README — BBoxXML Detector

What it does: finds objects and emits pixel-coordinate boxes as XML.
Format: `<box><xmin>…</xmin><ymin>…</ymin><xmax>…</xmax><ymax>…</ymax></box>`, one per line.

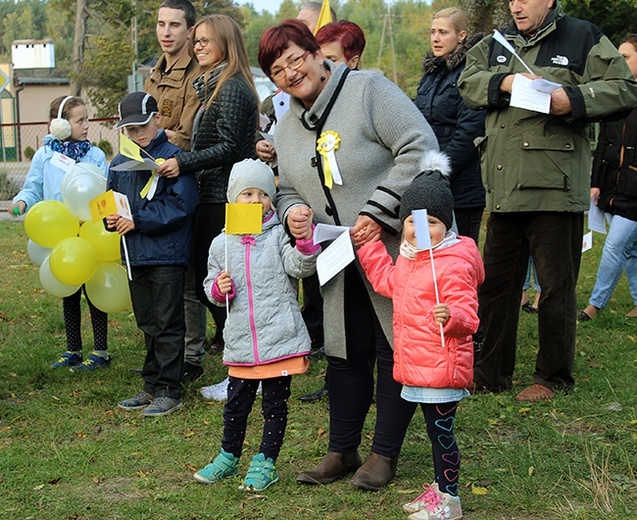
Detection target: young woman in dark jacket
<box><xmin>580</xmin><ymin>35</ymin><xmax>637</xmax><ymax>320</ymax></box>
<box><xmin>414</xmin><ymin>7</ymin><xmax>485</xmax><ymax>243</ymax></box>
<box><xmin>157</xmin><ymin>14</ymin><xmax>259</xmax><ymax>339</ymax></box>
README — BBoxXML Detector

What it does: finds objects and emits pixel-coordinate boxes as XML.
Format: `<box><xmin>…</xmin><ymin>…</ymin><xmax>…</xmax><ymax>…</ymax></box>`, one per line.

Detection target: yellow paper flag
<box><xmin>120</xmin><ymin>133</ymin><xmax>143</xmax><ymax>162</ymax></box>
<box><xmin>225</xmin><ymin>203</ymin><xmax>263</xmax><ymax>235</ymax></box>
<box><xmin>89</xmin><ymin>190</ymin><xmax>118</xmax><ymax>223</ymax></box>
<box><xmin>314</xmin><ymin>0</ymin><xmax>333</xmax><ymax>35</ymax></box>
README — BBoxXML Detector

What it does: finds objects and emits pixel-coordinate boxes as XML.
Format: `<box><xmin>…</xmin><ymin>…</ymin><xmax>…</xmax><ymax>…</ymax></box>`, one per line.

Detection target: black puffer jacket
<box><xmin>176</xmin><ymin>73</ymin><xmax>258</xmax><ymax>204</ymax></box>
<box><xmin>415</xmin><ymin>35</ymin><xmax>485</xmax><ymax>209</ymax></box>
<box><xmin>592</xmin><ymin>108</ymin><xmax>637</xmax><ymax>221</ymax></box>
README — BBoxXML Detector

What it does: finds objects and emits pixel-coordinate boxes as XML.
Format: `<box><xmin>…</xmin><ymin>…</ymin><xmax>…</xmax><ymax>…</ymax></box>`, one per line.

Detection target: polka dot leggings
<box><xmin>62</xmin><ymin>287</ymin><xmax>108</xmax><ymax>352</ymax></box>
<box><xmin>222</xmin><ymin>375</ymin><xmax>291</xmax><ymax>461</ymax></box>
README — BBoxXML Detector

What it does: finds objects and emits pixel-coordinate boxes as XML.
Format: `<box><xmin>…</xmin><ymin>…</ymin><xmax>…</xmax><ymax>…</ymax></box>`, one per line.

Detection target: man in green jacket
<box><xmin>458</xmin><ymin>0</ymin><xmax>637</xmax><ymax>402</ymax></box>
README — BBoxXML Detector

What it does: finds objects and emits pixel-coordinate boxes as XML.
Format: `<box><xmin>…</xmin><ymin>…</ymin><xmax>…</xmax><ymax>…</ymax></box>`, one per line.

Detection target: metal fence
<box><xmin>0</xmin><ymin>117</ymin><xmax>119</xmax><ymax>163</ymax></box>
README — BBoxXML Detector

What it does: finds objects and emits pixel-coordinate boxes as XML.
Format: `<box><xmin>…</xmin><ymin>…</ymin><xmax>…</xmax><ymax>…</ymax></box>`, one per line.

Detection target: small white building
<box><xmin>11</xmin><ymin>39</ymin><xmax>55</xmax><ymax>70</ymax></box>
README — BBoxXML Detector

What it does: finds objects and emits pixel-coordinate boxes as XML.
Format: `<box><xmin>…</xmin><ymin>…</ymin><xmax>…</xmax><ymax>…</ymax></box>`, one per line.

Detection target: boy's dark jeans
<box><xmin>130</xmin><ymin>265</ymin><xmax>186</xmax><ymax>399</ymax></box>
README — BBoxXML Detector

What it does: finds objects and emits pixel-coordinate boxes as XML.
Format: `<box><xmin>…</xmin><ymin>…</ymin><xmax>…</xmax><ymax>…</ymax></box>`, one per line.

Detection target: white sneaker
<box><xmin>199</xmin><ymin>377</ymin><xmax>262</xmax><ymax>401</ymax></box>
<box><xmin>403</xmin><ymin>482</ymin><xmax>441</xmax><ymax>513</ymax></box>
<box><xmin>407</xmin><ymin>485</ymin><xmax>462</xmax><ymax>520</ymax></box>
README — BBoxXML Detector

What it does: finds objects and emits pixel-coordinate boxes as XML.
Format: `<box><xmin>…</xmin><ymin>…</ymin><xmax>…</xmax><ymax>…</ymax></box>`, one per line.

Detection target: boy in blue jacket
<box><xmin>106</xmin><ymin>92</ymin><xmax>199</xmax><ymax>416</ymax></box>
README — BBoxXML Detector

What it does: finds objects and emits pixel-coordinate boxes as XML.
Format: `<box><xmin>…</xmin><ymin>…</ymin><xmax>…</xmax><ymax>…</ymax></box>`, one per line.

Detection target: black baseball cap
<box><xmin>116</xmin><ymin>92</ymin><xmax>159</xmax><ymax>129</ymax></box>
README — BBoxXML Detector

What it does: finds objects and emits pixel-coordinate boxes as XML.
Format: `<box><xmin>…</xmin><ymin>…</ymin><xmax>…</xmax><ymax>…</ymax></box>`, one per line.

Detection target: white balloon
<box><xmin>62</xmin><ymin>163</ymin><xmax>107</xmax><ymax>221</ymax></box>
<box><xmin>27</xmin><ymin>239</ymin><xmax>51</xmax><ymax>266</ymax></box>
<box><xmin>39</xmin><ymin>256</ymin><xmax>81</xmax><ymax>298</ymax></box>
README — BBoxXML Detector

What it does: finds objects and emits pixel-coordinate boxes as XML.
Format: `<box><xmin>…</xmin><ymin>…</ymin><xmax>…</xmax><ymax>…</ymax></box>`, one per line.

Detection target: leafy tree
<box><xmin>562</xmin><ymin>0</ymin><xmax>637</xmax><ymax>45</ymax></box>
<box><xmin>76</xmin><ymin>34</ymin><xmax>135</xmax><ymax>118</ymax></box>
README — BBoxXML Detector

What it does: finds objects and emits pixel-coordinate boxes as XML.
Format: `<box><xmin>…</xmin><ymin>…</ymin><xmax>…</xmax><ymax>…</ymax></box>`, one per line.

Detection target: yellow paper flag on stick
<box><xmin>225</xmin><ymin>204</ymin><xmax>263</xmax><ymax>235</ymax></box>
<box><xmin>314</xmin><ymin>0</ymin><xmax>333</xmax><ymax>35</ymax></box>
<box><xmin>120</xmin><ymin>133</ymin><xmax>143</xmax><ymax>162</ymax></box>
<box><xmin>89</xmin><ymin>190</ymin><xmax>118</xmax><ymax>223</ymax></box>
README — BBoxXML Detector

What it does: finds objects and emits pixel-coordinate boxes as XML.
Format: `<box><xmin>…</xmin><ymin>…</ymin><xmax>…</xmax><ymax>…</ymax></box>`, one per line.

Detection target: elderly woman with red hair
<box><xmin>258</xmin><ymin>20</ymin><xmax>439</xmax><ymax>491</ymax></box>
<box><xmin>315</xmin><ymin>20</ymin><xmax>365</xmax><ymax>70</ymax></box>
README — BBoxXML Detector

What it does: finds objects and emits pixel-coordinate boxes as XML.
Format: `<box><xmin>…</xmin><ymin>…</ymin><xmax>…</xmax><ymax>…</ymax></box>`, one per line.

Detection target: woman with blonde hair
<box><xmin>157</xmin><ymin>14</ymin><xmax>259</xmax><ymax>346</ymax></box>
<box><xmin>415</xmin><ymin>7</ymin><xmax>485</xmax><ymax>244</ymax></box>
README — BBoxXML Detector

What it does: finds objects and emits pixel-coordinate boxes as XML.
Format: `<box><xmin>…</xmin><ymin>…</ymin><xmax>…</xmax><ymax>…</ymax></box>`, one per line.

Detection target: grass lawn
<box><xmin>0</xmin><ymin>218</ymin><xmax>636</xmax><ymax>519</ymax></box>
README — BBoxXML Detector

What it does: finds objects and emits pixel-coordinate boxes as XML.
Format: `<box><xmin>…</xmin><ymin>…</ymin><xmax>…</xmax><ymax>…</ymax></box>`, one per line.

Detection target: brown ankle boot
<box><xmin>351</xmin><ymin>452</ymin><xmax>398</xmax><ymax>491</ymax></box>
<box><xmin>297</xmin><ymin>450</ymin><xmax>362</xmax><ymax>485</ymax></box>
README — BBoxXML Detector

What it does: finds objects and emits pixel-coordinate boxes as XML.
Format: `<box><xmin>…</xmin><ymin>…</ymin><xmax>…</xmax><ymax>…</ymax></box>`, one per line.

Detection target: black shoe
<box><xmin>521</xmin><ymin>302</ymin><xmax>538</xmax><ymax>314</ymax></box>
<box><xmin>182</xmin><ymin>362</ymin><xmax>204</xmax><ymax>383</ymax></box>
<box><xmin>299</xmin><ymin>385</ymin><xmax>328</xmax><ymax>402</ymax></box>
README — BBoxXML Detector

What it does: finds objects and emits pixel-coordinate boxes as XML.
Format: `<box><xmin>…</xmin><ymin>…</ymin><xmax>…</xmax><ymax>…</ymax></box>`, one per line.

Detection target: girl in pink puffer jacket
<box><xmin>357</xmin><ymin>164</ymin><xmax>484</xmax><ymax>520</ymax></box>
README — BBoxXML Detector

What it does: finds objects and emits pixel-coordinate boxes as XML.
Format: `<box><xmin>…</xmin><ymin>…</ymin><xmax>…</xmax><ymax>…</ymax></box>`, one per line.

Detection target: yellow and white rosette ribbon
<box><xmin>317</xmin><ymin>131</ymin><xmax>342</xmax><ymax>189</ymax></box>
<box><xmin>140</xmin><ymin>158</ymin><xmax>165</xmax><ymax>200</ymax></box>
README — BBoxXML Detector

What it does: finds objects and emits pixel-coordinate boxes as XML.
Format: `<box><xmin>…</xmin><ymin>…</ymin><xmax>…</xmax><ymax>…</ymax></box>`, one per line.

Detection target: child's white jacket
<box><xmin>204</xmin><ymin>212</ymin><xmax>319</xmax><ymax>366</ymax></box>
<box><xmin>357</xmin><ymin>237</ymin><xmax>484</xmax><ymax>389</ymax></box>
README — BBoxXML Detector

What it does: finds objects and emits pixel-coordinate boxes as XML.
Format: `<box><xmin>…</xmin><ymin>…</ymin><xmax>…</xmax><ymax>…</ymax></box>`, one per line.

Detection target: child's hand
<box><xmin>433</xmin><ymin>303</ymin><xmax>450</xmax><ymax>325</ymax></box>
<box><xmin>216</xmin><ymin>270</ymin><xmax>233</xmax><ymax>295</ymax></box>
<box><xmin>9</xmin><ymin>200</ymin><xmax>25</xmax><ymax>216</ymax></box>
<box><xmin>106</xmin><ymin>214</ymin><xmax>135</xmax><ymax>235</ymax></box>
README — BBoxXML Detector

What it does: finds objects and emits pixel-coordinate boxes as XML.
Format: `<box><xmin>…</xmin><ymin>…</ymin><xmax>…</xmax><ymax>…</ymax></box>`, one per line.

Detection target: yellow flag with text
<box><xmin>225</xmin><ymin>204</ymin><xmax>263</xmax><ymax>235</ymax></box>
<box><xmin>314</xmin><ymin>0</ymin><xmax>333</xmax><ymax>35</ymax></box>
<box><xmin>120</xmin><ymin>133</ymin><xmax>143</xmax><ymax>162</ymax></box>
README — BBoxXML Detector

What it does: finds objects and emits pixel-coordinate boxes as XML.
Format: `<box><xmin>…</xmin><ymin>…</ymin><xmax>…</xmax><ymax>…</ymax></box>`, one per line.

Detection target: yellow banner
<box><xmin>314</xmin><ymin>0</ymin><xmax>333</xmax><ymax>34</ymax></box>
<box><xmin>89</xmin><ymin>190</ymin><xmax>118</xmax><ymax>223</ymax></box>
<box><xmin>120</xmin><ymin>133</ymin><xmax>143</xmax><ymax>162</ymax></box>
<box><xmin>225</xmin><ymin>203</ymin><xmax>263</xmax><ymax>235</ymax></box>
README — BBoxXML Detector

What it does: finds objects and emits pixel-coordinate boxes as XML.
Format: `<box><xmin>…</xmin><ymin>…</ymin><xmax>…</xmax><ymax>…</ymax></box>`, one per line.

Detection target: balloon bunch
<box><xmin>23</xmin><ymin>163</ymin><xmax>131</xmax><ymax>313</ymax></box>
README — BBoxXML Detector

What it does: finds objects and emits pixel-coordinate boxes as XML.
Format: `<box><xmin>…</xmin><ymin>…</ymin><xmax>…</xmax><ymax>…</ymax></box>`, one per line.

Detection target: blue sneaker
<box><xmin>70</xmin><ymin>352</ymin><xmax>111</xmax><ymax>372</ymax></box>
<box><xmin>51</xmin><ymin>351</ymin><xmax>83</xmax><ymax>368</ymax></box>
<box><xmin>241</xmin><ymin>453</ymin><xmax>279</xmax><ymax>492</ymax></box>
<box><xmin>194</xmin><ymin>449</ymin><xmax>240</xmax><ymax>484</ymax></box>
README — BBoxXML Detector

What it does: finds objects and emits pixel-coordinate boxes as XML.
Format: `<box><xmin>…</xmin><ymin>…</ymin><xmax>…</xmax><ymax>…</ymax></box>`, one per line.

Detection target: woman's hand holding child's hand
<box><xmin>106</xmin><ymin>214</ymin><xmax>135</xmax><ymax>235</ymax></box>
<box><xmin>216</xmin><ymin>270</ymin><xmax>233</xmax><ymax>295</ymax></box>
<box><xmin>287</xmin><ymin>205</ymin><xmax>314</xmax><ymax>240</ymax></box>
<box><xmin>351</xmin><ymin>215</ymin><xmax>382</xmax><ymax>247</ymax></box>
<box><xmin>433</xmin><ymin>303</ymin><xmax>450</xmax><ymax>325</ymax></box>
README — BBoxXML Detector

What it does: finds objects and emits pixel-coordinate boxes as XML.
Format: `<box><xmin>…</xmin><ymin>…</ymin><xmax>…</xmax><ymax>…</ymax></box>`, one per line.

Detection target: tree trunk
<box><xmin>460</xmin><ymin>0</ymin><xmax>511</xmax><ymax>35</ymax></box>
<box><xmin>70</xmin><ymin>0</ymin><xmax>88</xmax><ymax>96</ymax></box>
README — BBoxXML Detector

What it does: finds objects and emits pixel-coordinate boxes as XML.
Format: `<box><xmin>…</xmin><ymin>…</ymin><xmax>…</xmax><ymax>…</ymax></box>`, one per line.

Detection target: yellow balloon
<box><xmin>79</xmin><ymin>220</ymin><xmax>121</xmax><ymax>263</ymax></box>
<box><xmin>50</xmin><ymin>237</ymin><xmax>98</xmax><ymax>286</ymax></box>
<box><xmin>24</xmin><ymin>200</ymin><xmax>80</xmax><ymax>248</ymax></box>
<box><xmin>85</xmin><ymin>262</ymin><xmax>131</xmax><ymax>313</ymax></box>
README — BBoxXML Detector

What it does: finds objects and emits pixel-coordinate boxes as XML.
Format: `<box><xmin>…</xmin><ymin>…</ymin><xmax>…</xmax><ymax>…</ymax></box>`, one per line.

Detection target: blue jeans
<box><xmin>589</xmin><ymin>214</ymin><xmax>637</xmax><ymax>308</ymax></box>
<box><xmin>523</xmin><ymin>258</ymin><xmax>541</xmax><ymax>292</ymax></box>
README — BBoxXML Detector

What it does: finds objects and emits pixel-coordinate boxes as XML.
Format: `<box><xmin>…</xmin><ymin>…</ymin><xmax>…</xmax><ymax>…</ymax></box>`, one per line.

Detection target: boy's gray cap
<box><xmin>227</xmin><ymin>159</ymin><xmax>277</xmax><ymax>204</ymax></box>
<box><xmin>116</xmin><ymin>92</ymin><xmax>158</xmax><ymax>129</ymax></box>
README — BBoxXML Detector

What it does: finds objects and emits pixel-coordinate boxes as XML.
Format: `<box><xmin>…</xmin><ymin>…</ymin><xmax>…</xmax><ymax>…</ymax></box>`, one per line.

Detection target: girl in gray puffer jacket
<box><xmin>194</xmin><ymin>159</ymin><xmax>319</xmax><ymax>492</ymax></box>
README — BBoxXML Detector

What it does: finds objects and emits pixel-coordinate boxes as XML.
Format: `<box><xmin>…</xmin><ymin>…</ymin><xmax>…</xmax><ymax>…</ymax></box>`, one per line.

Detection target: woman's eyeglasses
<box><xmin>270</xmin><ymin>51</ymin><xmax>311</xmax><ymax>81</ymax></box>
<box><xmin>193</xmin><ymin>37</ymin><xmax>211</xmax><ymax>48</ymax></box>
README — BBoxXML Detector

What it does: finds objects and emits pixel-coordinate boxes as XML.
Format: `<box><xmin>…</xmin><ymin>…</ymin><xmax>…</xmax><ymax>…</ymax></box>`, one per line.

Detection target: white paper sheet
<box><xmin>582</xmin><ymin>231</ymin><xmax>593</xmax><ymax>253</ymax></box>
<box><xmin>587</xmin><ymin>198</ymin><xmax>607</xmax><ymax>234</ymax></box>
<box><xmin>110</xmin><ymin>158</ymin><xmax>159</xmax><ymax>171</ymax></box>
<box><xmin>510</xmin><ymin>74</ymin><xmax>551</xmax><ymax>114</ymax></box>
<box><xmin>313</xmin><ymin>223</ymin><xmax>350</xmax><ymax>245</ymax></box>
<box><xmin>316</xmin><ymin>227</ymin><xmax>355</xmax><ymax>286</ymax></box>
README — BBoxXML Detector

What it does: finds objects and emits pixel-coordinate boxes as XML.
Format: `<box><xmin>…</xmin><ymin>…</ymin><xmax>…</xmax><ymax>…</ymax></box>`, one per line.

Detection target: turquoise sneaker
<box><xmin>241</xmin><ymin>453</ymin><xmax>279</xmax><ymax>492</ymax></box>
<box><xmin>51</xmin><ymin>351</ymin><xmax>83</xmax><ymax>368</ymax></box>
<box><xmin>194</xmin><ymin>449</ymin><xmax>240</xmax><ymax>484</ymax></box>
<box><xmin>70</xmin><ymin>352</ymin><xmax>111</xmax><ymax>372</ymax></box>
